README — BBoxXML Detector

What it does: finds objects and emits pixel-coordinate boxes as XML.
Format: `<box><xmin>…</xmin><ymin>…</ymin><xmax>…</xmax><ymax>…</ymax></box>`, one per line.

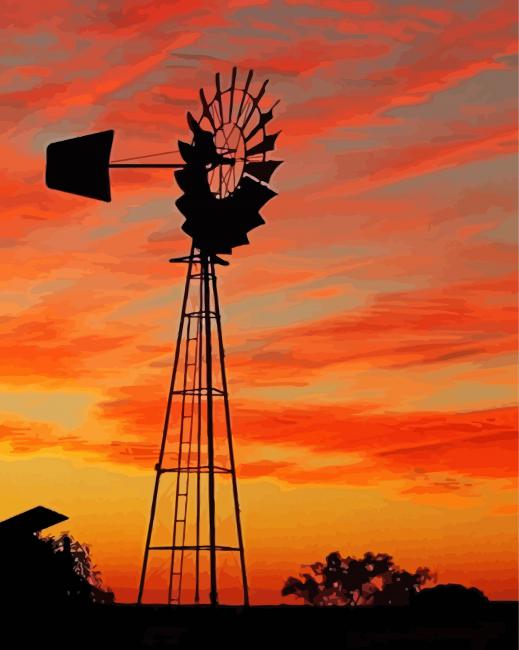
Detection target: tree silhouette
<box><xmin>282</xmin><ymin>551</ymin><xmax>433</xmax><ymax>606</ymax></box>
<box><xmin>0</xmin><ymin>530</ymin><xmax>113</xmax><ymax>608</ymax></box>
<box><xmin>50</xmin><ymin>532</ymin><xmax>114</xmax><ymax>604</ymax></box>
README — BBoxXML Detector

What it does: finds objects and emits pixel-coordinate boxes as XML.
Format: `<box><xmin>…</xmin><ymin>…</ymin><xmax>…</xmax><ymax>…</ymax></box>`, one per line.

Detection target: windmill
<box><xmin>45</xmin><ymin>68</ymin><xmax>282</xmax><ymax>606</ymax></box>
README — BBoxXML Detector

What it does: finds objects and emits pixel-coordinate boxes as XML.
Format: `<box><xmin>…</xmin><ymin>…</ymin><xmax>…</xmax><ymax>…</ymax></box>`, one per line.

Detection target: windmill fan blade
<box><xmin>45</xmin><ymin>130</ymin><xmax>114</xmax><ymax>202</ymax></box>
<box><xmin>199</xmin><ymin>88</ymin><xmax>216</xmax><ymax>131</ymax></box>
<box><xmin>187</xmin><ymin>112</ymin><xmax>200</xmax><ymax>133</ymax></box>
<box><xmin>245</xmin><ymin>107</ymin><xmax>274</xmax><ymax>142</ymax></box>
<box><xmin>174</xmin><ymin>167</ymin><xmax>199</xmax><ymax>193</ymax></box>
<box><xmin>228</xmin><ymin>66</ymin><xmax>237</xmax><ymax>121</ymax></box>
<box><xmin>244</xmin><ymin>160</ymin><xmax>283</xmax><ymax>183</ymax></box>
<box><xmin>239</xmin><ymin>212</ymin><xmax>265</xmax><ymax>230</ymax></box>
<box><xmin>215</xmin><ymin>72</ymin><xmax>224</xmax><ymax>123</ymax></box>
<box><xmin>236</xmin><ymin>69</ymin><xmax>254</xmax><ymax>120</ymax></box>
<box><xmin>246</xmin><ymin>132</ymin><xmax>280</xmax><ymax>157</ymax></box>
<box><xmin>237</xmin><ymin>175</ymin><xmax>277</xmax><ymax>211</ymax></box>
<box><xmin>241</xmin><ymin>79</ymin><xmax>269</xmax><ymax>131</ymax></box>
<box><xmin>178</xmin><ymin>140</ymin><xmax>197</xmax><ymax>164</ymax></box>
<box><xmin>229</xmin><ymin>232</ymin><xmax>250</xmax><ymax>247</ymax></box>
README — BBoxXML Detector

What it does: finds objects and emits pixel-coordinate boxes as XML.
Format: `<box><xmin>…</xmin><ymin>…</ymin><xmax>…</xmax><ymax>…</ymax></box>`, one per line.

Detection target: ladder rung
<box><xmin>171</xmin><ymin>388</ymin><xmax>225</xmax><ymax>396</ymax></box>
<box><xmin>149</xmin><ymin>544</ymin><xmax>240</xmax><ymax>551</ymax></box>
<box><xmin>178</xmin><ymin>492</ymin><xmax>187</xmax><ymax>496</ymax></box>
<box><xmin>159</xmin><ymin>465</ymin><xmax>230</xmax><ymax>474</ymax></box>
<box><xmin>176</xmin><ymin>519</ymin><xmax>186</xmax><ymax>523</ymax></box>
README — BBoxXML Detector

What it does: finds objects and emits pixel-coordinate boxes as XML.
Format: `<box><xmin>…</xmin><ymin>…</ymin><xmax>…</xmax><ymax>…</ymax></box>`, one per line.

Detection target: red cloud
<box><xmin>226</xmin><ymin>273</ymin><xmax>517</xmax><ymax>386</ymax></box>
<box><xmin>92</xmin><ymin>375</ymin><xmax>518</xmax><ymax>484</ymax></box>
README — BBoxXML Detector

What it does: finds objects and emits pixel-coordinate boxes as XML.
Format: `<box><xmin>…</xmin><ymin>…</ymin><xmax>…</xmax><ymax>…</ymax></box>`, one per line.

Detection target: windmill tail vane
<box><xmin>44</xmin><ymin>68</ymin><xmax>282</xmax><ymax>605</ymax></box>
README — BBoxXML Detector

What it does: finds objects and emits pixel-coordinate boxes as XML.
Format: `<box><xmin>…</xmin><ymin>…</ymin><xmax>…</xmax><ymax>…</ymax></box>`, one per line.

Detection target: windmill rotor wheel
<box><xmin>196</xmin><ymin>69</ymin><xmax>277</xmax><ymax>199</ymax></box>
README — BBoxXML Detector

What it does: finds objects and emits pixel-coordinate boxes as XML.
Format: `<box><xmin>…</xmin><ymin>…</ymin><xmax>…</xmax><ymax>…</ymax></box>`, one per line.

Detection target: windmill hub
<box><xmin>212</xmin><ymin>126</ymin><xmax>245</xmax><ymax>196</ymax></box>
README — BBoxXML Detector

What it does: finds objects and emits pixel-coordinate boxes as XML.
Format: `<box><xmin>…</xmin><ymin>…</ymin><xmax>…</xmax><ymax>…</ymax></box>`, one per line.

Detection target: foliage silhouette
<box><xmin>282</xmin><ymin>550</ymin><xmax>433</xmax><ymax>606</ymax></box>
<box><xmin>411</xmin><ymin>583</ymin><xmax>490</xmax><ymax>622</ymax></box>
<box><xmin>0</xmin><ymin>530</ymin><xmax>113</xmax><ymax>609</ymax></box>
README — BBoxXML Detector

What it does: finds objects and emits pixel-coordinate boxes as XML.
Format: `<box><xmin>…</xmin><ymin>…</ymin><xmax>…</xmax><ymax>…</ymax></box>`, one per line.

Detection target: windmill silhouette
<box><xmin>45</xmin><ymin>68</ymin><xmax>282</xmax><ymax>606</ymax></box>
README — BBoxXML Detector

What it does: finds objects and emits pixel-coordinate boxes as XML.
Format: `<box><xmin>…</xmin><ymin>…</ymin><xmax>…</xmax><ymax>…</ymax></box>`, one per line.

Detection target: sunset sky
<box><xmin>1</xmin><ymin>0</ymin><xmax>517</xmax><ymax>603</ymax></box>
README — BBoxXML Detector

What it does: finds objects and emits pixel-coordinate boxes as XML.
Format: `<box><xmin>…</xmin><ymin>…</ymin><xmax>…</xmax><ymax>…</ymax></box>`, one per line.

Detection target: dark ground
<box><xmin>3</xmin><ymin>602</ymin><xmax>517</xmax><ymax>649</ymax></box>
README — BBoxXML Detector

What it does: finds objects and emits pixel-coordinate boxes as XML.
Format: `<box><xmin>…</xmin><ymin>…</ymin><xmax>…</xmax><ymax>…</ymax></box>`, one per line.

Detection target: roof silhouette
<box><xmin>0</xmin><ymin>506</ymin><xmax>68</xmax><ymax>538</ymax></box>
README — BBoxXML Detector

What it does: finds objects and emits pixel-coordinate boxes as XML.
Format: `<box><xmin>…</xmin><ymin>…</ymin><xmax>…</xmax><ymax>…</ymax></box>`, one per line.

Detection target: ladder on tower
<box><xmin>168</xmin><ymin>307</ymin><xmax>202</xmax><ymax>604</ymax></box>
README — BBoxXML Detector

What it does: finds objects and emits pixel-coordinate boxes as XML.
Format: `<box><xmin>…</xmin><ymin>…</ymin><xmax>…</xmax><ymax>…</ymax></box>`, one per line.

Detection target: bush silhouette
<box><xmin>412</xmin><ymin>583</ymin><xmax>489</xmax><ymax>621</ymax></box>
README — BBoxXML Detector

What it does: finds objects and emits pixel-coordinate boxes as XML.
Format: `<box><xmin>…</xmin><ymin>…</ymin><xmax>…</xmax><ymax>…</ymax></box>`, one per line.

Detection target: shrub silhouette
<box><xmin>412</xmin><ymin>583</ymin><xmax>489</xmax><ymax>621</ymax></box>
<box><xmin>282</xmin><ymin>550</ymin><xmax>433</xmax><ymax>606</ymax></box>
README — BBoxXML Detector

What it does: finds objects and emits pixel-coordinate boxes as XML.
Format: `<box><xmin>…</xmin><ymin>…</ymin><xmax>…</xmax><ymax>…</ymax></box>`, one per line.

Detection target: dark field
<box><xmin>6</xmin><ymin>602</ymin><xmax>517</xmax><ymax>649</ymax></box>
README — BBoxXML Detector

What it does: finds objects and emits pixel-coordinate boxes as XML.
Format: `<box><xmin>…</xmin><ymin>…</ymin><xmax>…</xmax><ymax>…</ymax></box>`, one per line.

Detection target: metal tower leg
<box><xmin>210</xmin><ymin>258</ymin><xmax>250</xmax><ymax>606</ymax></box>
<box><xmin>137</xmin><ymin>246</ymin><xmax>195</xmax><ymax>605</ymax></box>
<box><xmin>201</xmin><ymin>253</ymin><xmax>218</xmax><ymax>606</ymax></box>
<box><xmin>194</xmin><ymin>270</ymin><xmax>203</xmax><ymax>604</ymax></box>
